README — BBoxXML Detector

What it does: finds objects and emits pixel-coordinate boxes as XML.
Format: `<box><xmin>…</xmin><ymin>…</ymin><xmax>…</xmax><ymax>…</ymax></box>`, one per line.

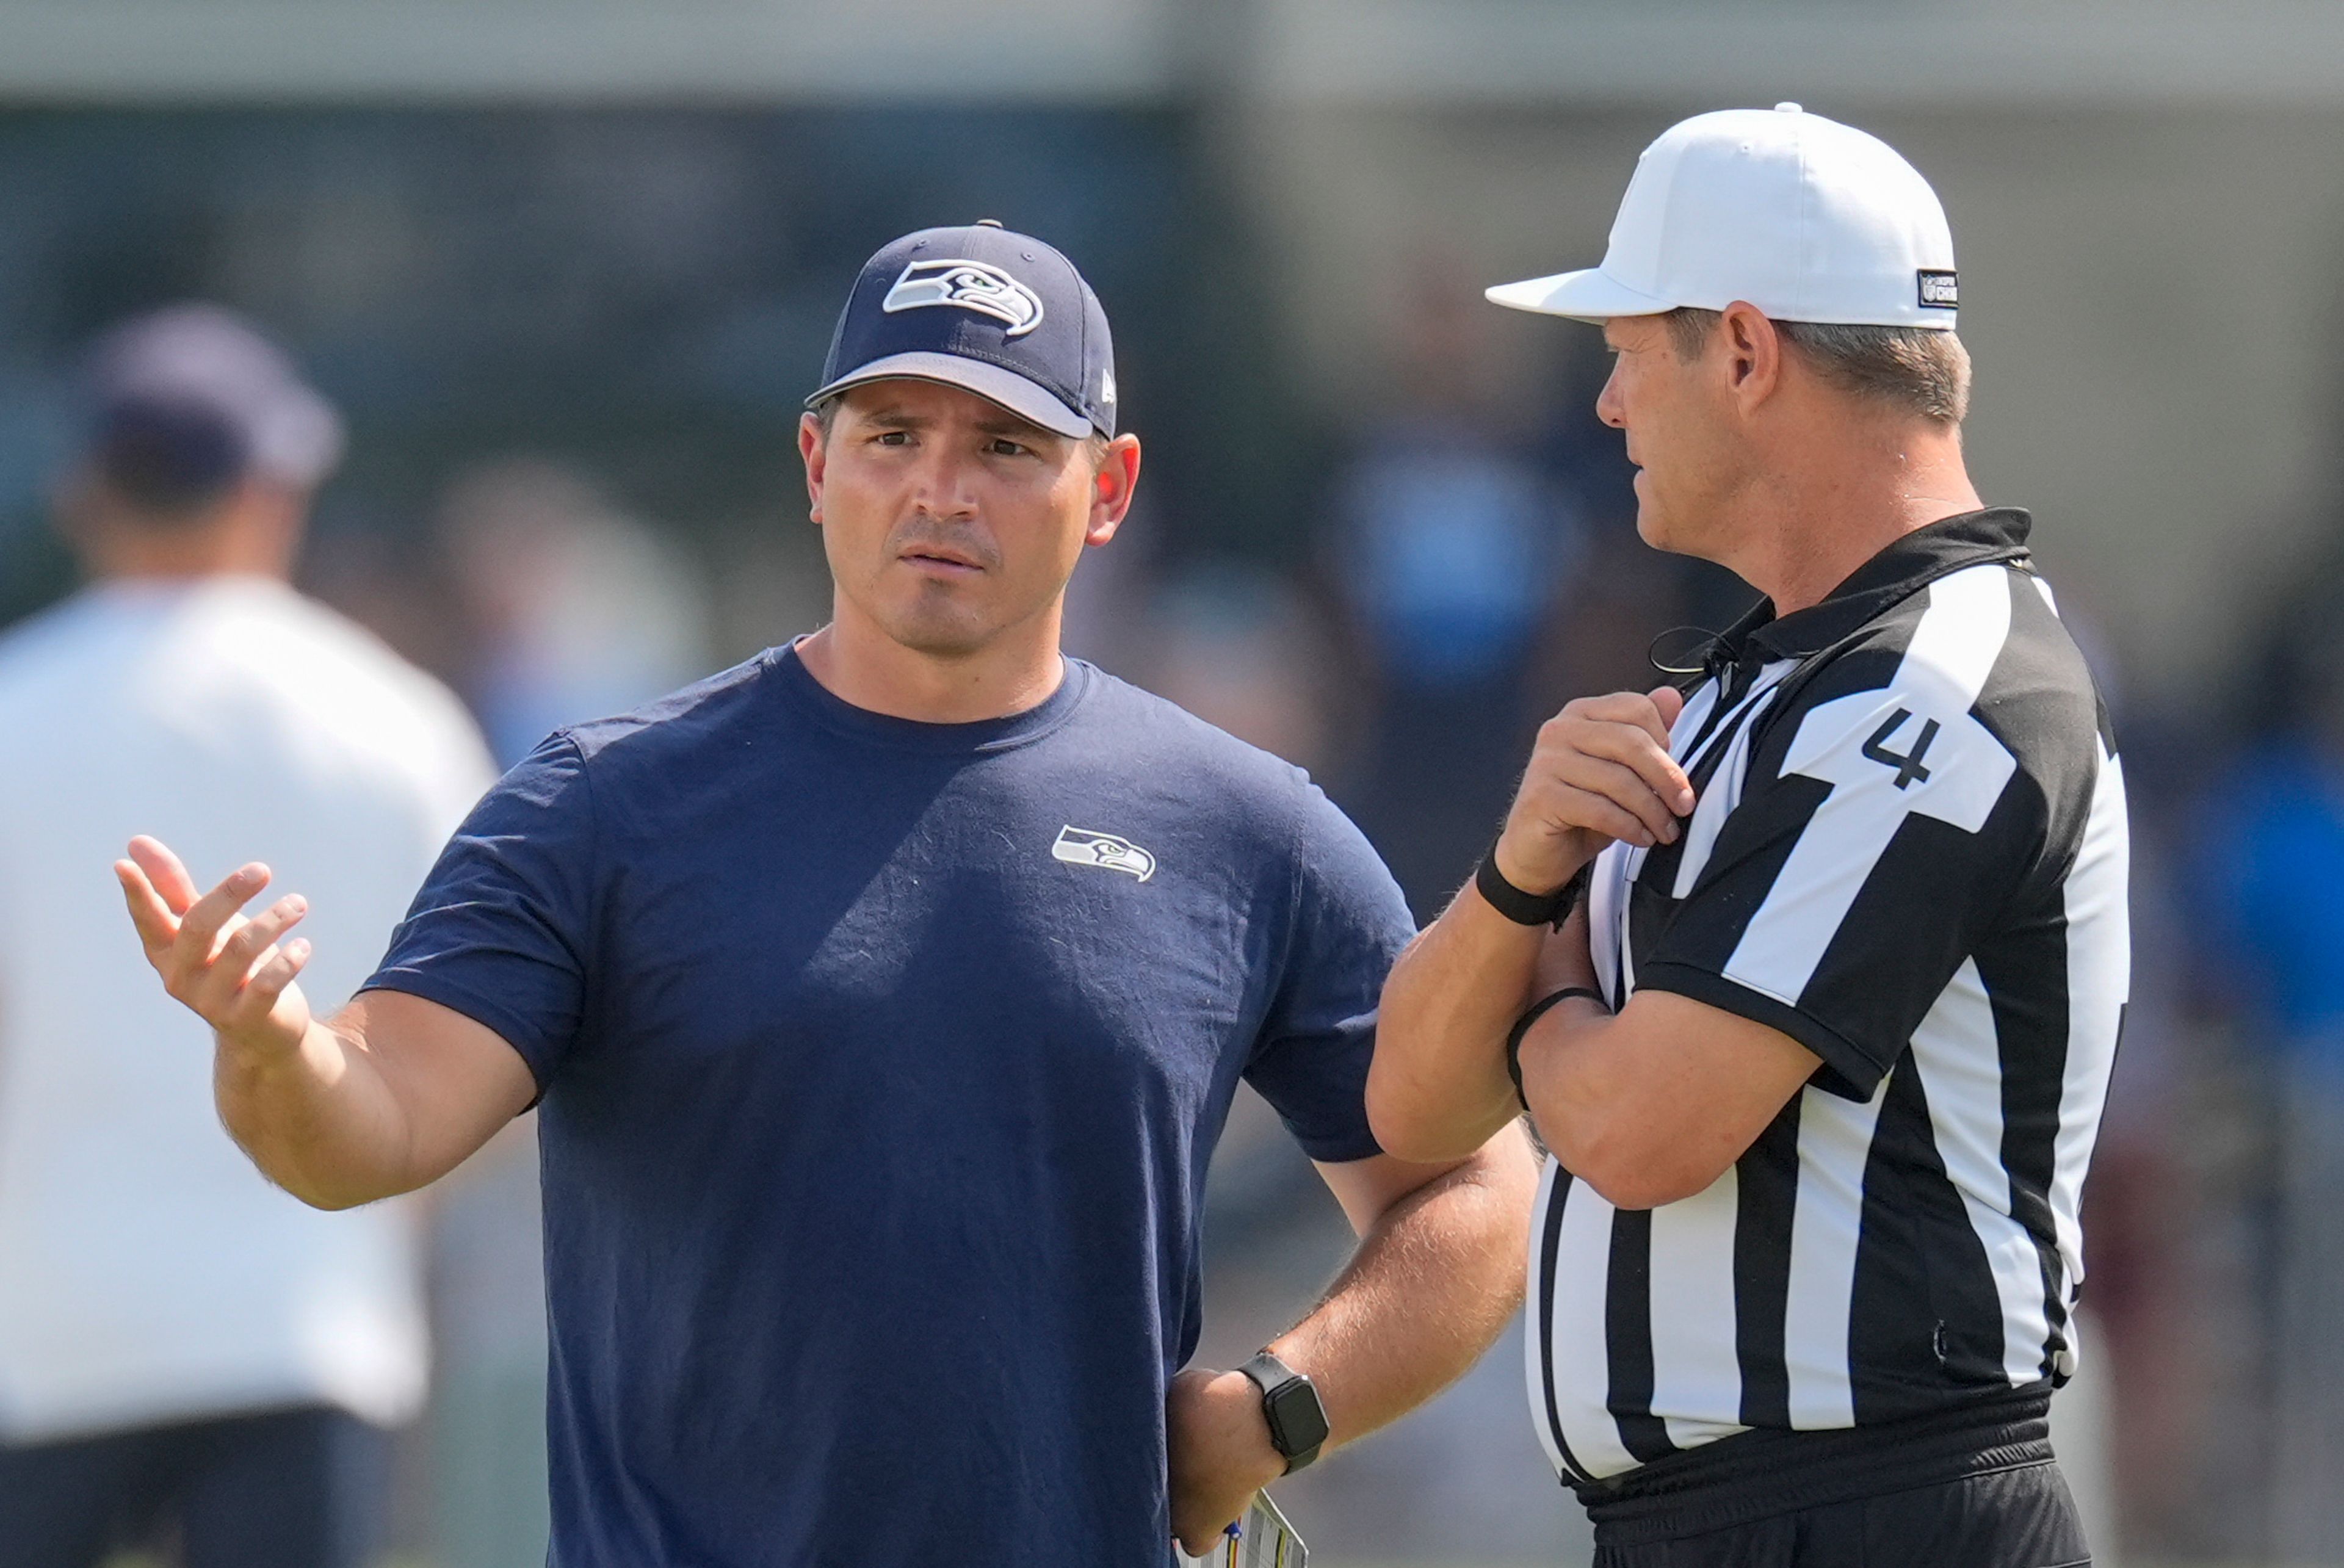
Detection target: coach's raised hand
<box><xmin>113</xmin><ymin>835</ymin><xmax>537</xmax><ymax>1212</ymax></box>
<box><xmin>1493</xmin><ymin>685</ymin><xmax>1694</xmax><ymax>896</ymax></box>
<box><xmin>118</xmin><ymin>837</ymin><xmax>316</xmax><ymax>1058</ymax></box>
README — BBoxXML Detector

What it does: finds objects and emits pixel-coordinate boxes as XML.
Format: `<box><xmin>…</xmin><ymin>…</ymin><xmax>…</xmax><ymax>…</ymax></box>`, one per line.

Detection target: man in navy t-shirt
<box><xmin>117</xmin><ymin>223</ymin><xmax>1538</xmax><ymax>1565</ymax></box>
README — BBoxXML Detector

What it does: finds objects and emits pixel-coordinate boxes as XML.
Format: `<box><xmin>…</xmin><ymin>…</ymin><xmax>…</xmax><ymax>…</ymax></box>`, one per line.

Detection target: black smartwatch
<box><xmin>1238</xmin><ymin>1350</ymin><xmax>1328</xmax><ymax>1474</ymax></box>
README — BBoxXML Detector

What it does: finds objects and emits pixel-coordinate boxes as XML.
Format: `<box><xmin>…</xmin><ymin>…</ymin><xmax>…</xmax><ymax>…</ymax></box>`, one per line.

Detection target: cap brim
<box><xmin>805</xmin><ymin>352</ymin><xmax>1093</xmax><ymax>439</ymax></box>
<box><xmin>1485</xmin><ymin>267</ymin><xmax>1675</xmax><ymax>322</ymax></box>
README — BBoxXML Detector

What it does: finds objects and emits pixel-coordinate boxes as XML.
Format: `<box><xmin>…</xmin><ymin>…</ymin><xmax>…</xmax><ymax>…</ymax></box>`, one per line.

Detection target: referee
<box><xmin>1369</xmin><ymin>107</ymin><xmax>2127</xmax><ymax>1565</ymax></box>
<box><xmin>115</xmin><ymin>223</ymin><xmax>1536</xmax><ymax>1564</ymax></box>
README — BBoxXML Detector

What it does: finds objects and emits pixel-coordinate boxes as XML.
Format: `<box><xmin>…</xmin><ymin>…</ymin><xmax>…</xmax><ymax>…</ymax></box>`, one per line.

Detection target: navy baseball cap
<box><xmin>806</xmin><ymin>222</ymin><xmax>1116</xmax><ymax>440</ymax></box>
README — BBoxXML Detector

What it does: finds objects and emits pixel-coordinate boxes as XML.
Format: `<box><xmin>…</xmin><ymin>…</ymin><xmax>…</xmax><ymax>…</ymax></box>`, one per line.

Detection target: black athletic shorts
<box><xmin>1577</xmin><ymin>1390</ymin><xmax>2090</xmax><ymax>1568</ymax></box>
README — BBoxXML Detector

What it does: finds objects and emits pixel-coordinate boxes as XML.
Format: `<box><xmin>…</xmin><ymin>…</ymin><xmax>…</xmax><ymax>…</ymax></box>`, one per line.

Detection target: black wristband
<box><xmin>1474</xmin><ymin>847</ymin><xmax>1588</xmax><ymax>929</ymax></box>
<box><xmin>1505</xmin><ymin>986</ymin><xmax>1610</xmax><ymax>1112</ymax></box>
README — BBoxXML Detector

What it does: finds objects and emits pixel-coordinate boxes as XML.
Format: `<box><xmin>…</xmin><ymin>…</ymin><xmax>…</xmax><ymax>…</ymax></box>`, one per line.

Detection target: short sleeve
<box><xmin>1244</xmin><ymin>785</ymin><xmax>1418</xmax><ymax>1163</ymax></box>
<box><xmin>1635</xmin><ymin>668</ymin><xmax>2045</xmax><ymax>1100</ymax></box>
<box><xmin>361</xmin><ymin>731</ymin><xmax>599</xmax><ymax>1089</ymax></box>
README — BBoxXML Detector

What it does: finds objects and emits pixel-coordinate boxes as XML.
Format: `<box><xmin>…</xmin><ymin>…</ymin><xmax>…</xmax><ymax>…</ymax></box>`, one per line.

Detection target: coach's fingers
<box><xmin>195</xmin><ymin>895</ymin><xmax>309</xmax><ymax>1010</ymax></box>
<box><xmin>1544</xmin><ymin>754</ymin><xmax>1680</xmax><ymax>843</ymax></box>
<box><xmin>115</xmin><ymin>860</ymin><xmax>181</xmax><ymax>961</ymax></box>
<box><xmin>223</xmin><ymin>938</ymin><xmax>311</xmax><ymax>1035</ymax></box>
<box><xmin>126</xmin><ymin>836</ymin><xmax>201</xmax><ymax>916</ymax></box>
<box><xmin>168</xmin><ymin>863</ymin><xmax>270</xmax><ymax>983</ymax></box>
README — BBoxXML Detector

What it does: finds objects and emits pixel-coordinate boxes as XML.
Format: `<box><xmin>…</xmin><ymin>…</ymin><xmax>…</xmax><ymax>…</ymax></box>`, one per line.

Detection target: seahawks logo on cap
<box><xmin>1051</xmin><ymin>825</ymin><xmax>1156</xmax><ymax>882</ymax></box>
<box><xmin>883</xmin><ymin>259</ymin><xmax>1046</xmax><ymax>338</ymax></box>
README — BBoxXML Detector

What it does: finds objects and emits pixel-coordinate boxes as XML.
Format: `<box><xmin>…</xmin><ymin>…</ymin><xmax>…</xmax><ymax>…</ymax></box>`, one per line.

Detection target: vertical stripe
<box><xmin>1905</xmin><ymin>959</ymin><xmax>2053</xmax><ymax>1386</ymax></box>
<box><xmin>2049</xmin><ymin>749</ymin><xmax>2130</xmax><ymax>1325</ymax></box>
<box><xmin>1850</xmin><ymin>1052</ymin><xmax>2009</xmax><ymax>1422</ymax></box>
<box><xmin>1671</xmin><ymin>671</ymin><xmax>1793</xmax><ymax>898</ymax></box>
<box><xmin>1632</xmin><ymin>661</ymin><xmax>1791</xmax><ymax>923</ymax></box>
<box><xmin>1647</xmin><ymin>1166</ymin><xmax>1749</xmax><ymax>1450</ymax></box>
<box><xmin>1549</xmin><ymin>1180</ymin><xmax>1641</xmax><ymax>1477</ymax></box>
<box><xmin>1782</xmin><ymin>1076</ymin><xmax>1890</xmax><ymax>1428</ymax></box>
<box><xmin>1586</xmin><ymin>839</ymin><xmax>1629</xmax><ymax>1011</ymax></box>
<box><xmin>1604</xmin><ymin>1209</ymin><xmax>1677</xmax><ymax>1463</ymax></box>
<box><xmin>1669</xmin><ymin>676</ymin><xmax>1727</xmax><ymax>765</ymax></box>
<box><xmin>1724</xmin><ymin>566</ymin><xmax>2017</xmax><ymax>1004</ymax></box>
<box><xmin>1526</xmin><ymin>1158</ymin><xmax>1591</xmax><ymax>1483</ymax></box>
<box><xmin>1733</xmin><ymin>1103</ymin><xmax>1800</xmax><ymax>1426</ymax></box>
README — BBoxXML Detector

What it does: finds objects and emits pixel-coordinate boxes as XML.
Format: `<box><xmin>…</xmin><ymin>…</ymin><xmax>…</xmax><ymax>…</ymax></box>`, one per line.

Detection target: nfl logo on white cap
<box><xmin>1488</xmin><ymin>103</ymin><xmax>1959</xmax><ymax>331</ymax></box>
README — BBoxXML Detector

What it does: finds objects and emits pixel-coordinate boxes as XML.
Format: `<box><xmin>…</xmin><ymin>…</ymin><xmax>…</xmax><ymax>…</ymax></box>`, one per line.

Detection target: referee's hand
<box><xmin>115</xmin><ymin>835</ymin><xmax>316</xmax><ymax>1061</ymax></box>
<box><xmin>1495</xmin><ymin>686</ymin><xmax>1693</xmax><ymax>895</ymax></box>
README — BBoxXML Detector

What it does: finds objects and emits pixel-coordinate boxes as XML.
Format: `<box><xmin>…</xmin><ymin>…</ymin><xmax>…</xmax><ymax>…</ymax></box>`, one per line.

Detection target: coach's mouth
<box><xmin>891</xmin><ymin>551</ymin><xmax>975</xmax><ymax>574</ymax></box>
<box><xmin>898</xmin><ymin>543</ymin><xmax>988</xmax><ymax>575</ymax></box>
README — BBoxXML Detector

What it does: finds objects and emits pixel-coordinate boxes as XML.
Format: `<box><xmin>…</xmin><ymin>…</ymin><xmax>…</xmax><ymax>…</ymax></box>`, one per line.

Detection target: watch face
<box><xmin>1267</xmin><ymin>1378</ymin><xmax>1329</xmax><ymax>1455</ymax></box>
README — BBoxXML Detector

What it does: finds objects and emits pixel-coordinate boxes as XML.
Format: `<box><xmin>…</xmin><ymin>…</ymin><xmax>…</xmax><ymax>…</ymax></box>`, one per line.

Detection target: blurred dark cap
<box><xmin>81</xmin><ymin>304</ymin><xmax>344</xmax><ymax>515</ymax></box>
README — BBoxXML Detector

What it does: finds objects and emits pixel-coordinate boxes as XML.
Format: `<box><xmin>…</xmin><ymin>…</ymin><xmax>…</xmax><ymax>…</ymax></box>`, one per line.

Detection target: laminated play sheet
<box><xmin>1177</xmin><ymin>1491</ymin><xmax>1306</xmax><ymax>1568</ymax></box>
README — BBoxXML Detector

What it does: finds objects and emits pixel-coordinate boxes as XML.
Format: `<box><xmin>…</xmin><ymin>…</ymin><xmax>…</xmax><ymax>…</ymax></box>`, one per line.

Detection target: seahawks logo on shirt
<box><xmin>882</xmin><ymin>259</ymin><xmax>1046</xmax><ymax>338</ymax></box>
<box><xmin>1051</xmin><ymin>825</ymin><xmax>1156</xmax><ymax>882</ymax></box>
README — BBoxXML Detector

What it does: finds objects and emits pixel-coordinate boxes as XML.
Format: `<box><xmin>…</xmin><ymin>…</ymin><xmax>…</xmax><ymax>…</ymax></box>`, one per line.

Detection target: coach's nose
<box><xmin>905</xmin><ymin>441</ymin><xmax>982</xmax><ymax>521</ymax></box>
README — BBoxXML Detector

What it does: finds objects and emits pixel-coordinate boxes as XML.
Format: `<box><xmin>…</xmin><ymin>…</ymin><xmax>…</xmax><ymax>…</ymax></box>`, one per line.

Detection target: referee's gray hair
<box><xmin>1662</xmin><ymin>308</ymin><xmax>1972</xmax><ymax>427</ymax></box>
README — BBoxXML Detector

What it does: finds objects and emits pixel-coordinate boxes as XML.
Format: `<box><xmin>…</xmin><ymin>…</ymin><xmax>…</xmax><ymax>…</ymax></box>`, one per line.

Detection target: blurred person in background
<box><xmin>1329</xmin><ymin>258</ymin><xmax>1590</xmax><ymax>918</ymax></box>
<box><xmin>0</xmin><ymin>305</ymin><xmax>495</xmax><ymax>1568</ymax></box>
<box><xmin>114</xmin><ymin>225</ymin><xmax>1538</xmax><ymax>1566</ymax></box>
<box><xmin>1140</xmin><ymin>560</ymin><xmax>1344</xmax><ymax>778</ymax></box>
<box><xmin>2207</xmin><ymin>588</ymin><xmax>2344</xmax><ymax>1561</ymax></box>
<box><xmin>438</xmin><ymin>457</ymin><xmax>712</xmax><ymax>767</ymax></box>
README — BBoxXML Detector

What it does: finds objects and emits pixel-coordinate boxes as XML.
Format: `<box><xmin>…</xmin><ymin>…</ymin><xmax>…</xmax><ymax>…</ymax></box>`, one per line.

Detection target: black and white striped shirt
<box><xmin>1527</xmin><ymin>508</ymin><xmax>2129</xmax><ymax>1484</ymax></box>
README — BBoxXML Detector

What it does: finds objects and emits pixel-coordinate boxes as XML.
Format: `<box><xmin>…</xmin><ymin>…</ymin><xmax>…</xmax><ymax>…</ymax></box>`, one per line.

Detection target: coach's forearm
<box><xmin>1366</xmin><ymin>891</ymin><xmax>1549</xmax><ymax>1163</ymax></box>
<box><xmin>214</xmin><ymin>1012</ymin><xmax>419</xmax><ymax>1210</ymax></box>
<box><xmin>1276</xmin><ymin>1131</ymin><xmax>1538</xmax><ymax>1448</ymax></box>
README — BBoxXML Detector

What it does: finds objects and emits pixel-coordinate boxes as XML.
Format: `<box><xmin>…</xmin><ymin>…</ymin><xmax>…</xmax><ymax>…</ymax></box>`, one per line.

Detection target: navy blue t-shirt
<box><xmin>364</xmin><ymin>646</ymin><xmax>1414</xmax><ymax>1567</ymax></box>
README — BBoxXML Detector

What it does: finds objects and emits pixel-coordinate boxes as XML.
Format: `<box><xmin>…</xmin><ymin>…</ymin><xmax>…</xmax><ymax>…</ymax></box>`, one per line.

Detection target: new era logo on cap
<box><xmin>808</xmin><ymin>222</ymin><xmax>1116</xmax><ymax>439</ymax></box>
<box><xmin>1918</xmin><ymin>269</ymin><xmax>1959</xmax><ymax>309</ymax></box>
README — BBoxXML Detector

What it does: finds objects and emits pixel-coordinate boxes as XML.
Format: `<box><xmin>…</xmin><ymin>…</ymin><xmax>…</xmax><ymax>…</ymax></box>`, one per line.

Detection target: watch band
<box><xmin>1474</xmin><ymin>847</ymin><xmax>1588</xmax><ymax>930</ymax></box>
<box><xmin>1505</xmin><ymin>987</ymin><xmax>1610</xmax><ymax>1111</ymax></box>
<box><xmin>1237</xmin><ymin>1350</ymin><xmax>1328</xmax><ymax>1474</ymax></box>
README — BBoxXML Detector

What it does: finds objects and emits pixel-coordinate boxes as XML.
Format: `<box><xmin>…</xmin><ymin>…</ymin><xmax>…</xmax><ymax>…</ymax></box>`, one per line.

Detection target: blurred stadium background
<box><xmin>7</xmin><ymin>1</ymin><xmax>2344</xmax><ymax>1563</ymax></box>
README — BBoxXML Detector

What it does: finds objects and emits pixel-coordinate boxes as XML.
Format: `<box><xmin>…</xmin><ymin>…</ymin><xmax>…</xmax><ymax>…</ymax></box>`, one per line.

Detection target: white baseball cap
<box><xmin>1488</xmin><ymin>104</ymin><xmax>1959</xmax><ymax>331</ymax></box>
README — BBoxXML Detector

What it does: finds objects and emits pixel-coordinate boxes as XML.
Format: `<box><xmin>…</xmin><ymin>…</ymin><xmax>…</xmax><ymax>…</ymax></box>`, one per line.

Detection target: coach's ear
<box><xmin>1084</xmin><ymin>433</ymin><xmax>1141</xmax><ymax>547</ymax></box>
<box><xmin>798</xmin><ymin>411</ymin><xmax>828</xmax><ymax>526</ymax></box>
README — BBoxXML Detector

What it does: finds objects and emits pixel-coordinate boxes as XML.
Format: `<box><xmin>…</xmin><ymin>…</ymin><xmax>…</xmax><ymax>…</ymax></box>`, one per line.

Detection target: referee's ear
<box><xmin>1716</xmin><ymin>300</ymin><xmax>1785</xmax><ymax>411</ymax></box>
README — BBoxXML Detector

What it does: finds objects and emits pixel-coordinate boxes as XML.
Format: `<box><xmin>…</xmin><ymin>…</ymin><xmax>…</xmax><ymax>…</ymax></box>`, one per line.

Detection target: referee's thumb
<box><xmin>1647</xmin><ymin>684</ymin><xmax>1686</xmax><ymax>728</ymax></box>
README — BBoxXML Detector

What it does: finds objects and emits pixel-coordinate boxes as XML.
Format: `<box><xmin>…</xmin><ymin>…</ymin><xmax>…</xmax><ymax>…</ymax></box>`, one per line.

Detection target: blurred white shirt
<box><xmin>0</xmin><ymin>576</ymin><xmax>495</xmax><ymax>1443</ymax></box>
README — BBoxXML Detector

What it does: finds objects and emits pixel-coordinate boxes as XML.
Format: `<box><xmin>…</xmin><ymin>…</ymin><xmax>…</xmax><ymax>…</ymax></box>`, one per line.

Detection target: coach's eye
<box><xmin>874</xmin><ymin>430</ymin><xmax>912</xmax><ymax>447</ymax></box>
<box><xmin>986</xmin><ymin>438</ymin><xmax>1028</xmax><ymax>458</ymax></box>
